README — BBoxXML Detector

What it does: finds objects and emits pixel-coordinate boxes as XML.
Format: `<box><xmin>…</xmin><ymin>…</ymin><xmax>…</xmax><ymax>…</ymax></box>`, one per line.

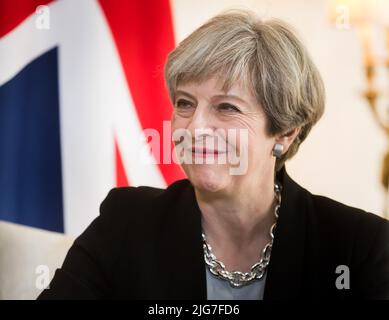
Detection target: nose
<box><xmin>186</xmin><ymin>104</ymin><xmax>215</xmax><ymax>140</ymax></box>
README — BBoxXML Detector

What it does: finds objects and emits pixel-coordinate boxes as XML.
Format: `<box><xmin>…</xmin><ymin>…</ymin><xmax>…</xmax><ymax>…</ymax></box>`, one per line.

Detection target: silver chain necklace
<box><xmin>202</xmin><ymin>180</ymin><xmax>282</xmax><ymax>288</ymax></box>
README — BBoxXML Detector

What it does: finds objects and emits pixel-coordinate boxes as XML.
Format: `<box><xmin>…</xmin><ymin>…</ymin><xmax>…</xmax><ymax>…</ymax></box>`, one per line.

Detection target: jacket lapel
<box><xmin>263</xmin><ymin>165</ymin><xmax>308</xmax><ymax>299</ymax></box>
<box><xmin>155</xmin><ymin>180</ymin><xmax>207</xmax><ymax>299</ymax></box>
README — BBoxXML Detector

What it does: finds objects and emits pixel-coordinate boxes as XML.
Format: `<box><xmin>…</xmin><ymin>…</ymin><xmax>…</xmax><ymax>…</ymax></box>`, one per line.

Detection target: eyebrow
<box><xmin>175</xmin><ymin>90</ymin><xmax>248</xmax><ymax>105</ymax></box>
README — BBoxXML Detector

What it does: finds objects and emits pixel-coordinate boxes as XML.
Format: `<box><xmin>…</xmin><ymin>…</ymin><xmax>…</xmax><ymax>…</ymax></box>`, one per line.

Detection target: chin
<box><xmin>185</xmin><ymin>164</ymin><xmax>230</xmax><ymax>193</ymax></box>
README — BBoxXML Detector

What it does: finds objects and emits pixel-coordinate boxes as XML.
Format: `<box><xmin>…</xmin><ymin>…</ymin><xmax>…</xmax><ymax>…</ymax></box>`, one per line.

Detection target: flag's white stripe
<box><xmin>0</xmin><ymin>0</ymin><xmax>166</xmax><ymax>236</ymax></box>
<box><xmin>94</xmin><ymin>4</ymin><xmax>167</xmax><ymax>190</ymax></box>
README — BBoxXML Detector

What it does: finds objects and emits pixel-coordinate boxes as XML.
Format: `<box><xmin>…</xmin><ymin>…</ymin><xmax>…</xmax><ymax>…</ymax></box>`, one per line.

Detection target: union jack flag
<box><xmin>0</xmin><ymin>0</ymin><xmax>184</xmax><ymax>235</ymax></box>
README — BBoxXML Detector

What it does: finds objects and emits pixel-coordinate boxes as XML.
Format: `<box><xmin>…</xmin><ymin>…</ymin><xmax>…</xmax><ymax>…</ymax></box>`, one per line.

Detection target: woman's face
<box><xmin>171</xmin><ymin>75</ymin><xmax>278</xmax><ymax>194</ymax></box>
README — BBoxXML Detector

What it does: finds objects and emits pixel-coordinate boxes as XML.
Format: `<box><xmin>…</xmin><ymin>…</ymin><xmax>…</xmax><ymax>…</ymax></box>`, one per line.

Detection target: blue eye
<box><xmin>218</xmin><ymin>103</ymin><xmax>240</xmax><ymax>112</ymax></box>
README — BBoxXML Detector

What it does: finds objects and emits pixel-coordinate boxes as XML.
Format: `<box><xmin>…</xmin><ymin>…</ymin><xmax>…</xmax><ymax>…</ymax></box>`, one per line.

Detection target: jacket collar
<box><xmin>263</xmin><ymin>165</ymin><xmax>308</xmax><ymax>299</ymax></box>
<box><xmin>156</xmin><ymin>164</ymin><xmax>309</xmax><ymax>299</ymax></box>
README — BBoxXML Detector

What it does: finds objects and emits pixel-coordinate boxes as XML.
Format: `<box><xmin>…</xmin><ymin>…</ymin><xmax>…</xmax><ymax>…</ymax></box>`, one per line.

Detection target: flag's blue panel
<box><xmin>0</xmin><ymin>47</ymin><xmax>64</xmax><ymax>232</ymax></box>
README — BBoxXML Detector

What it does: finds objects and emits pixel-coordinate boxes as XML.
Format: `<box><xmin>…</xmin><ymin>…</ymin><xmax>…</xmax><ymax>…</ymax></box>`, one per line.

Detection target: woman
<box><xmin>38</xmin><ymin>9</ymin><xmax>389</xmax><ymax>300</ymax></box>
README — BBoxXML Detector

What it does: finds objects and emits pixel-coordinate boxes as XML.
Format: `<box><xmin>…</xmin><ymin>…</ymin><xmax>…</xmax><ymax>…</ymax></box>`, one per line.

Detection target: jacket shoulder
<box><xmin>101</xmin><ymin>179</ymin><xmax>190</xmax><ymax>207</ymax></box>
<box><xmin>309</xmin><ymin>193</ymin><xmax>388</xmax><ymax>264</ymax></box>
<box><xmin>99</xmin><ymin>179</ymin><xmax>191</xmax><ymax>223</ymax></box>
<box><xmin>310</xmin><ymin>193</ymin><xmax>387</xmax><ymax>228</ymax></box>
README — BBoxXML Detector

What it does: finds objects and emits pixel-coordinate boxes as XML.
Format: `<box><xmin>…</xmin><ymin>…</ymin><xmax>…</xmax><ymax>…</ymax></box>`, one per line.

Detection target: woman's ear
<box><xmin>276</xmin><ymin>127</ymin><xmax>301</xmax><ymax>153</ymax></box>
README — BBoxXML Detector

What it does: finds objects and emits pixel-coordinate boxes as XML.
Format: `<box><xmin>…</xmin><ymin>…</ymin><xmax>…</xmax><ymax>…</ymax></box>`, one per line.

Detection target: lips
<box><xmin>191</xmin><ymin>147</ymin><xmax>226</xmax><ymax>155</ymax></box>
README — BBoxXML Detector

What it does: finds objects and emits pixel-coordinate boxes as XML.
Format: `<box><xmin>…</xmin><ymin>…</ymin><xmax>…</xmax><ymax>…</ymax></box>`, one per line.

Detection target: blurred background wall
<box><xmin>0</xmin><ymin>0</ymin><xmax>388</xmax><ymax>237</ymax></box>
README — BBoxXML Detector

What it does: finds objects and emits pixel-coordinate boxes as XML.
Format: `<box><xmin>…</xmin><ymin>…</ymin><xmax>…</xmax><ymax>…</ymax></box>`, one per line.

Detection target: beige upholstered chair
<box><xmin>0</xmin><ymin>221</ymin><xmax>74</xmax><ymax>300</ymax></box>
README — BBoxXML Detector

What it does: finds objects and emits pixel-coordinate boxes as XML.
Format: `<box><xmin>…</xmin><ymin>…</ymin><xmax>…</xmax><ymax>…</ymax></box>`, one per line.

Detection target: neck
<box><xmin>195</xmin><ymin>169</ymin><xmax>277</xmax><ymax>250</ymax></box>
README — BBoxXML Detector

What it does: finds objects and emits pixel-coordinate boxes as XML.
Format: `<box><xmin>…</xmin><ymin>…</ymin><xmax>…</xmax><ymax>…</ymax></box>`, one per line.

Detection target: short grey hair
<box><xmin>164</xmin><ymin>9</ymin><xmax>325</xmax><ymax>172</ymax></box>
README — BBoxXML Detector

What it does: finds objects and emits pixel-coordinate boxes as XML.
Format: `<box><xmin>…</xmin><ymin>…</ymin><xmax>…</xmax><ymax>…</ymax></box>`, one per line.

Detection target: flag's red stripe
<box><xmin>115</xmin><ymin>138</ymin><xmax>129</xmax><ymax>187</ymax></box>
<box><xmin>0</xmin><ymin>0</ymin><xmax>53</xmax><ymax>38</ymax></box>
<box><xmin>98</xmin><ymin>0</ymin><xmax>185</xmax><ymax>186</ymax></box>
